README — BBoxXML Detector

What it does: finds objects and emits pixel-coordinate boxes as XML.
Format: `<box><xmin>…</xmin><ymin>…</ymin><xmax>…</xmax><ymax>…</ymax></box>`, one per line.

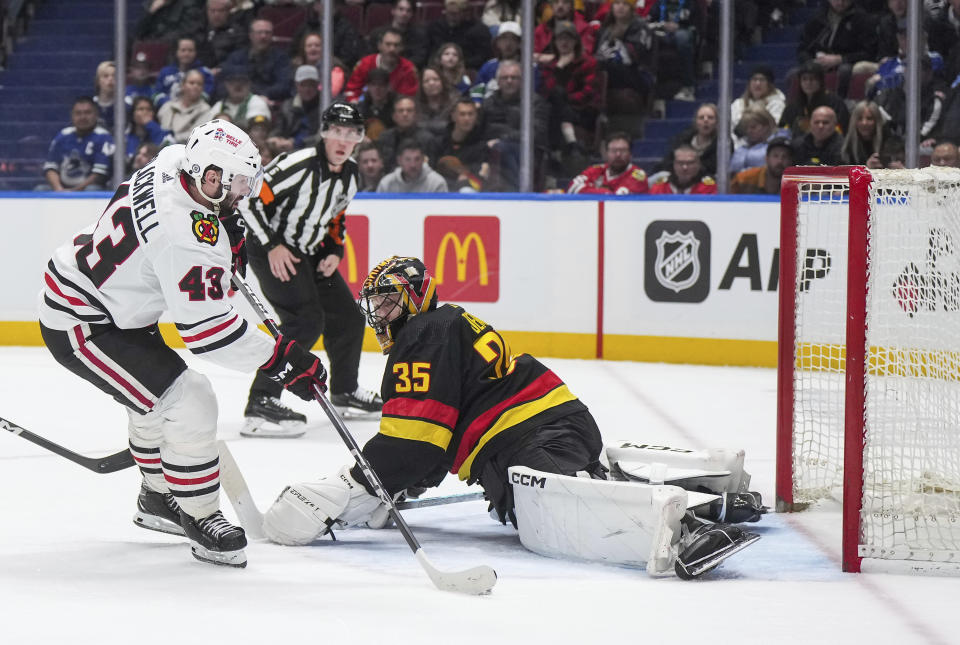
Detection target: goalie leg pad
<box><xmin>606</xmin><ymin>442</ymin><xmax>751</xmax><ymax>494</ymax></box>
<box><xmin>263</xmin><ymin>465</ymin><xmax>383</xmax><ymax>545</ymax></box>
<box><xmin>509</xmin><ymin>466</ymin><xmax>688</xmax><ymax>575</ymax></box>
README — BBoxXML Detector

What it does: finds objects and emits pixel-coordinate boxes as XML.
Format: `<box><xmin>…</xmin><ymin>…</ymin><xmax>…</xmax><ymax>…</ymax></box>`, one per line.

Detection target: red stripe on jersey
<box><xmin>180</xmin><ymin>315</ymin><xmax>238</xmax><ymax>343</ymax></box>
<box><xmin>383</xmin><ymin>397</ymin><xmax>459</xmax><ymax>428</ymax></box>
<box><xmin>452</xmin><ymin>370</ymin><xmax>563</xmax><ymax>470</ymax></box>
<box><xmin>73</xmin><ymin>326</ymin><xmax>155</xmax><ymax>410</ymax></box>
<box><xmin>45</xmin><ymin>273</ymin><xmax>90</xmax><ymax>308</ymax></box>
<box><xmin>164</xmin><ymin>469</ymin><xmax>220</xmax><ymax>486</ymax></box>
<box><xmin>133</xmin><ymin>456</ymin><xmax>161</xmax><ymax>464</ymax></box>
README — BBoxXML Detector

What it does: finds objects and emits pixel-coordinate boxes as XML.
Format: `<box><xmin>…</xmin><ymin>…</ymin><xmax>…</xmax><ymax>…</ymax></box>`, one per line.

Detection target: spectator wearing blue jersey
<box><xmin>42</xmin><ymin>97</ymin><xmax>114</xmax><ymax>192</ymax></box>
<box><xmin>153</xmin><ymin>37</ymin><xmax>216</xmax><ymax>108</ymax></box>
<box><xmin>126</xmin><ymin>52</ymin><xmax>155</xmax><ymax>106</ymax></box>
<box><xmin>125</xmin><ymin>97</ymin><xmax>175</xmax><ymax>167</ymax></box>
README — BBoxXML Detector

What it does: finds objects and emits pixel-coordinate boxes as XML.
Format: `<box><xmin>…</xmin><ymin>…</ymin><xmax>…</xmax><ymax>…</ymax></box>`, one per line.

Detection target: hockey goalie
<box><xmin>261</xmin><ymin>256</ymin><xmax>763</xmax><ymax>579</ymax></box>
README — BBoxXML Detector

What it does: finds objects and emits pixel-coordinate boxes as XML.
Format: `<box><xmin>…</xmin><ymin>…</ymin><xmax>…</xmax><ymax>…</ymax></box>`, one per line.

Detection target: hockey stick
<box><xmin>231</xmin><ymin>275</ymin><xmax>497</xmax><ymax>595</ymax></box>
<box><xmin>1</xmin><ymin>416</ymin><xmax>135</xmax><ymax>474</ymax></box>
<box><xmin>217</xmin><ymin>440</ymin><xmax>266</xmax><ymax>539</ymax></box>
<box><xmin>397</xmin><ymin>491</ymin><xmax>485</xmax><ymax>510</ymax></box>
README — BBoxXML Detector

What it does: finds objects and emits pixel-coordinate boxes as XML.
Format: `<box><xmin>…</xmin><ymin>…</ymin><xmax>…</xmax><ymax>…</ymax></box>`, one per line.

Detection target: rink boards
<box><xmin>0</xmin><ymin>193</ymin><xmax>788</xmax><ymax>366</ymax></box>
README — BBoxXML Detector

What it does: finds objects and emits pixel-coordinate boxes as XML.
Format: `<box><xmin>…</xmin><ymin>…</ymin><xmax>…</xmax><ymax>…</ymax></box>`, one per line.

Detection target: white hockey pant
<box><xmin>127</xmin><ymin>369</ymin><xmax>221</xmax><ymax>519</ymax></box>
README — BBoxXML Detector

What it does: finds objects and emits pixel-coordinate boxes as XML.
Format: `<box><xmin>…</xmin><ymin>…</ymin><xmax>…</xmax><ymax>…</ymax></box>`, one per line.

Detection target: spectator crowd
<box><xmin>39</xmin><ymin>0</ymin><xmax>960</xmax><ymax>195</ymax></box>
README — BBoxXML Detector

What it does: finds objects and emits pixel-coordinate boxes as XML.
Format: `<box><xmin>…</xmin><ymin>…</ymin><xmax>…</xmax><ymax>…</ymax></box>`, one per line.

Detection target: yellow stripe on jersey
<box><xmin>456</xmin><ymin>384</ymin><xmax>579</xmax><ymax>480</ymax></box>
<box><xmin>380</xmin><ymin>416</ymin><xmax>453</xmax><ymax>451</ymax></box>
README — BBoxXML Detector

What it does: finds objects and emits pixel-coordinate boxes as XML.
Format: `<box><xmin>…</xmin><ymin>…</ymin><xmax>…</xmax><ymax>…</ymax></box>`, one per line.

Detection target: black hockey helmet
<box><xmin>358</xmin><ymin>256</ymin><xmax>438</xmax><ymax>354</ymax></box>
<box><xmin>320</xmin><ymin>101</ymin><xmax>365</xmax><ymax>142</ymax></box>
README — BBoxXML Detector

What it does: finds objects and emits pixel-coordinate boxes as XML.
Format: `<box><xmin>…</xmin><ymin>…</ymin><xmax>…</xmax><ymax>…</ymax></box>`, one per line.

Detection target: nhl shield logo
<box><xmin>644</xmin><ymin>220</ymin><xmax>710</xmax><ymax>303</ymax></box>
<box><xmin>654</xmin><ymin>231</ymin><xmax>700</xmax><ymax>293</ymax></box>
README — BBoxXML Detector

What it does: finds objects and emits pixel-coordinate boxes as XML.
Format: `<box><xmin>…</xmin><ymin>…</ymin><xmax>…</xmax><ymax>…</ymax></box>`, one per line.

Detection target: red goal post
<box><xmin>777</xmin><ymin>165</ymin><xmax>960</xmax><ymax>574</ymax></box>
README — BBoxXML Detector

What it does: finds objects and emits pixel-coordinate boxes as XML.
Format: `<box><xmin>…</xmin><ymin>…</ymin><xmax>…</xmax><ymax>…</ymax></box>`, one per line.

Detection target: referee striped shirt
<box><xmin>239</xmin><ymin>145</ymin><xmax>358</xmax><ymax>256</ymax></box>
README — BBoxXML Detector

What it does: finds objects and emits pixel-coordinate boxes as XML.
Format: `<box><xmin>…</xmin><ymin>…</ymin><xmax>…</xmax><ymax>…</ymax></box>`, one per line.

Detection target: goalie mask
<box><xmin>358</xmin><ymin>256</ymin><xmax>438</xmax><ymax>354</ymax></box>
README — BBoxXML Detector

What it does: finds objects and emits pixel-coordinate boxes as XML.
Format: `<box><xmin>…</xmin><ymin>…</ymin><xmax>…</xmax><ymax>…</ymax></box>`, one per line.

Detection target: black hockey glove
<box><xmin>221</xmin><ymin>213</ymin><xmax>247</xmax><ymax>277</ymax></box>
<box><xmin>260</xmin><ymin>335</ymin><xmax>328</xmax><ymax>401</ymax></box>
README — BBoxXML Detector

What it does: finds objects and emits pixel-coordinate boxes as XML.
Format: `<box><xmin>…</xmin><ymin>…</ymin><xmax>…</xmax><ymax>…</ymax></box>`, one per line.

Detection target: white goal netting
<box><xmin>790</xmin><ymin>167</ymin><xmax>960</xmax><ymax>562</ymax></box>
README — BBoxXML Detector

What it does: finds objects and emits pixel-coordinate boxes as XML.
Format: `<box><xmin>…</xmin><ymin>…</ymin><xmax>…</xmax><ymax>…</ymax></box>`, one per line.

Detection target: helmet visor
<box><xmin>225</xmin><ymin>166</ymin><xmax>263</xmax><ymax>202</ymax></box>
<box><xmin>321</xmin><ymin>123</ymin><xmax>365</xmax><ymax>144</ymax></box>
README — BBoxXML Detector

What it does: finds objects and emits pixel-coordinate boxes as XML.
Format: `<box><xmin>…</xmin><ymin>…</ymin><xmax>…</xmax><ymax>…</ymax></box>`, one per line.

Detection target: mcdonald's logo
<box><xmin>337</xmin><ymin>215</ymin><xmax>369</xmax><ymax>297</ymax></box>
<box><xmin>424</xmin><ymin>216</ymin><xmax>499</xmax><ymax>302</ymax></box>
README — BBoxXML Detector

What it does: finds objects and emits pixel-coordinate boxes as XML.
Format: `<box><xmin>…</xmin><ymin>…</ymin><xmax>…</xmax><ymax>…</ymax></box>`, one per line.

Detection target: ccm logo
<box><xmin>620</xmin><ymin>443</ymin><xmax>693</xmax><ymax>453</ymax></box>
<box><xmin>511</xmin><ymin>472</ymin><xmax>546</xmax><ymax>488</ymax></box>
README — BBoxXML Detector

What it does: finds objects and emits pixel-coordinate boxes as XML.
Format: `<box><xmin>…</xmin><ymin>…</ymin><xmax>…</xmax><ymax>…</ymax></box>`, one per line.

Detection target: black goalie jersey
<box><xmin>357</xmin><ymin>304</ymin><xmax>587</xmax><ymax>494</ymax></box>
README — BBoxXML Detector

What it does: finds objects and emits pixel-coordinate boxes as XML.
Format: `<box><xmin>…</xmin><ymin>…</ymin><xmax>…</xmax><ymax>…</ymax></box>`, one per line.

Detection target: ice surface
<box><xmin>1</xmin><ymin>348</ymin><xmax>957</xmax><ymax>644</ymax></box>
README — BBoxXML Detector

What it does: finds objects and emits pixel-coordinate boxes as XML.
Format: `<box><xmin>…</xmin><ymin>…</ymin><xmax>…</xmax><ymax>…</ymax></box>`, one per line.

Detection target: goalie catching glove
<box><xmin>263</xmin><ymin>465</ymin><xmax>385</xmax><ymax>545</ymax></box>
<box><xmin>260</xmin><ymin>334</ymin><xmax>328</xmax><ymax>401</ymax></box>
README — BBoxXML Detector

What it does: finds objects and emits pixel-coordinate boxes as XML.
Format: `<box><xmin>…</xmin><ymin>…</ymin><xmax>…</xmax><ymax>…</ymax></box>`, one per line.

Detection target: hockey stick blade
<box><xmin>415</xmin><ymin>550</ymin><xmax>498</xmax><ymax>595</ymax></box>
<box><xmin>217</xmin><ymin>441</ymin><xmax>265</xmax><ymax>540</ymax></box>
<box><xmin>1</xmin><ymin>416</ymin><xmax>134</xmax><ymax>473</ymax></box>
<box><xmin>396</xmin><ymin>491</ymin><xmax>485</xmax><ymax>510</ymax></box>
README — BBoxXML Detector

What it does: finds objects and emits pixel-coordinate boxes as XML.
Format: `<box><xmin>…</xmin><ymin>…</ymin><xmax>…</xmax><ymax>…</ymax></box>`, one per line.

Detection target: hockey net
<box><xmin>777</xmin><ymin>166</ymin><xmax>960</xmax><ymax>572</ymax></box>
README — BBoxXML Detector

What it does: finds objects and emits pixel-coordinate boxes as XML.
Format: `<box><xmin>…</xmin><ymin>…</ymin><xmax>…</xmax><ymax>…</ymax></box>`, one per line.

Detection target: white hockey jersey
<box><xmin>39</xmin><ymin>145</ymin><xmax>274</xmax><ymax>373</ymax></box>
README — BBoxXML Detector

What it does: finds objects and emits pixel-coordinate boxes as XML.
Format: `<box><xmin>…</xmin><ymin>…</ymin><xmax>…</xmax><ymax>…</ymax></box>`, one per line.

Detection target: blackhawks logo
<box><xmin>191</xmin><ymin>210</ymin><xmax>219</xmax><ymax>245</ymax></box>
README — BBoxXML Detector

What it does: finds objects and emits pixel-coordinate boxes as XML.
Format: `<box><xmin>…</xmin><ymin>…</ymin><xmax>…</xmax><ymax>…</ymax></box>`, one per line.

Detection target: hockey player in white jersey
<box><xmin>38</xmin><ymin>120</ymin><xmax>329</xmax><ymax>568</ymax></box>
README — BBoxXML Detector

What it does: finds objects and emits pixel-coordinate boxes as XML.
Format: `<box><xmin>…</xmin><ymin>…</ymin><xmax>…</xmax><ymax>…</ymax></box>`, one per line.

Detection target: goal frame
<box><xmin>776</xmin><ymin>165</ymin><xmax>872</xmax><ymax>573</ymax></box>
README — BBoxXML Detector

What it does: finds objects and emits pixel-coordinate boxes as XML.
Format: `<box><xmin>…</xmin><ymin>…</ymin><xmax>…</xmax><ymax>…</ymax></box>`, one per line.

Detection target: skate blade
<box><xmin>334</xmin><ymin>407</ymin><xmax>382</xmax><ymax>420</ymax></box>
<box><xmin>132</xmin><ymin>511</ymin><xmax>186</xmax><ymax>536</ymax></box>
<box><xmin>240</xmin><ymin>417</ymin><xmax>306</xmax><ymax>438</ymax></box>
<box><xmin>675</xmin><ymin>531</ymin><xmax>761</xmax><ymax>580</ymax></box>
<box><xmin>190</xmin><ymin>542</ymin><xmax>247</xmax><ymax>568</ymax></box>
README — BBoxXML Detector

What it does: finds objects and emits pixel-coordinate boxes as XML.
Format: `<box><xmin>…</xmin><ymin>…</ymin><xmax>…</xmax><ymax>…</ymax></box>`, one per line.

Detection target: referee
<box><xmin>238</xmin><ymin>102</ymin><xmax>382</xmax><ymax>437</ymax></box>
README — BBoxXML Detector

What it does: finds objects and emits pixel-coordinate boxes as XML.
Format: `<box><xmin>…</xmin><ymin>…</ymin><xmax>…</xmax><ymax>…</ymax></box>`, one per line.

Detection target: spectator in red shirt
<box><xmin>540</xmin><ymin>20</ymin><xmax>599</xmax><ymax>137</ymax></box>
<box><xmin>345</xmin><ymin>27</ymin><xmax>419</xmax><ymax>103</ymax></box>
<box><xmin>567</xmin><ymin>132</ymin><xmax>649</xmax><ymax>194</ymax></box>
<box><xmin>534</xmin><ymin>0</ymin><xmax>596</xmax><ymax>60</ymax></box>
<box><xmin>649</xmin><ymin>144</ymin><xmax>718</xmax><ymax>194</ymax></box>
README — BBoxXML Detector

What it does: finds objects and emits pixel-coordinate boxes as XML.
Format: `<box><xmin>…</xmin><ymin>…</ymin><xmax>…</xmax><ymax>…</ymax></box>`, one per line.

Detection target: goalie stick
<box><xmin>398</xmin><ymin>491</ymin><xmax>485</xmax><ymax>510</ymax></box>
<box><xmin>1</xmin><ymin>416</ymin><xmax>134</xmax><ymax>474</ymax></box>
<box><xmin>219</xmin><ymin>446</ymin><xmax>484</xmax><ymax>538</ymax></box>
<box><xmin>231</xmin><ymin>274</ymin><xmax>498</xmax><ymax>595</ymax></box>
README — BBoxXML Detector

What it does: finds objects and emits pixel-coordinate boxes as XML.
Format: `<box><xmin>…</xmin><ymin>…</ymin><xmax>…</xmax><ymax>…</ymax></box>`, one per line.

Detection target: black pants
<box><xmin>246</xmin><ymin>240</ymin><xmax>365</xmax><ymax>398</ymax></box>
<box><xmin>478</xmin><ymin>409</ymin><xmax>605</xmax><ymax>528</ymax></box>
<box><xmin>40</xmin><ymin>321</ymin><xmax>186</xmax><ymax>414</ymax></box>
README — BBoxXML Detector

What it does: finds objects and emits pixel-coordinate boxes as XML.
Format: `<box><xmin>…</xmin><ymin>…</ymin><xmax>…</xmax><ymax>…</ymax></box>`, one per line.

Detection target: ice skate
<box><xmin>674</xmin><ymin>516</ymin><xmax>760</xmax><ymax>580</ymax></box>
<box><xmin>241</xmin><ymin>395</ymin><xmax>307</xmax><ymax>438</ymax></box>
<box><xmin>132</xmin><ymin>482</ymin><xmax>185</xmax><ymax>536</ymax></box>
<box><xmin>180</xmin><ymin>510</ymin><xmax>247</xmax><ymax>568</ymax></box>
<box><xmin>331</xmin><ymin>386</ymin><xmax>383</xmax><ymax>419</ymax></box>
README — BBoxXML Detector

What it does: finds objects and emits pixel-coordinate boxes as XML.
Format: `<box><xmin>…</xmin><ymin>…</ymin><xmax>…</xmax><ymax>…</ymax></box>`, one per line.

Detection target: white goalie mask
<box><xmin>183</xmin><ymin>119</ymin><xmax>263</xmax><ymax>209</ymax></box>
